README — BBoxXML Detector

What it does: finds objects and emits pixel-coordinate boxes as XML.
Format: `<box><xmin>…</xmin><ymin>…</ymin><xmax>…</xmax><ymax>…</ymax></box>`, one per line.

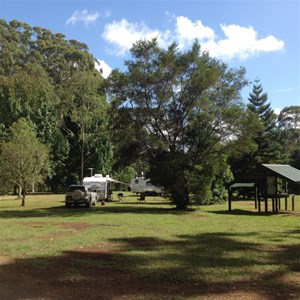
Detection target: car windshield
<box><xmin>67</xmin><ymin>186</ymin><xmax>86</xmax><ymax>192</ymax></box>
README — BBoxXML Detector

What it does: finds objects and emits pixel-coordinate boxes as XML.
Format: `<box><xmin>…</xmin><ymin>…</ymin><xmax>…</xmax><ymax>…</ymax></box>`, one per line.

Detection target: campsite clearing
<box><xmin>0</xmin><ymin>193</ymin><xmax>299</xmax><ymax>299</ymax></box>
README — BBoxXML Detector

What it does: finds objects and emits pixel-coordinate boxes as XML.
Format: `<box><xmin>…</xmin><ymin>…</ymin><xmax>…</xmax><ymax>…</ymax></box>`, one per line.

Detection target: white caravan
<box><xmin>83</xmin><ymin>174</ymin><xmax>113</xmax><ymax>201</ymax></box>
<box><xmin>130</xmin><ymin>177</ymin><xmax>163</xmax><ymax>195</ymax></box>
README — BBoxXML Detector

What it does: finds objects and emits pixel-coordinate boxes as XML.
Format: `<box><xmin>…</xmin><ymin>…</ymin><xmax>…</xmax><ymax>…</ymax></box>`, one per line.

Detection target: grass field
<box><xmin>0</xmin><ymin>192</ymin><xmax>299</xmax><ymax>299</ymax></box>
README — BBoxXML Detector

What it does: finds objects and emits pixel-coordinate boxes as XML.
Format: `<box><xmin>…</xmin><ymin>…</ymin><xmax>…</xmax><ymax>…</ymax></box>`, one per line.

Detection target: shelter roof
<box><xmin>238</xmin><ymin>164</ymin><xmax>300</xmax><ymax>184</ymax></box>
<box><xmin>262</xmin><ymin>164</ymin><xmax>300</xmax><ymax>183</ymax></box>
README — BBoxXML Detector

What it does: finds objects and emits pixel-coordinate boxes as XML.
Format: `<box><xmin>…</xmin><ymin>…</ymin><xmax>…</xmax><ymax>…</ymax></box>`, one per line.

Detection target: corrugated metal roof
<box><xmin>262</xmin><ymin>164</ymin><xmax>300</xmax><ymax>183</ymax></box>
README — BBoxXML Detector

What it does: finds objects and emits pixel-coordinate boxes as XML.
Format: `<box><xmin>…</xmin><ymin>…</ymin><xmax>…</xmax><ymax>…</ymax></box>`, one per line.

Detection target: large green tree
<box><xmin>0</xmin><ymin>19</ymin><xmax>111</xmax><ymax>190</ymax></box>
<box><xmin>0</xmin><ymin>118</ymin><xmax>49</xmax><ymax>205</ymax></box>
<box><xmin>108</xmin><ymin>39</ymin><xmax>257</xmax><ymax>209</ymax></box>
<box><xmin>61</xmin><ymin>70</ymin><xmax>111</xmax><ymax>183</ymax></box>
<box><xmin>0</xmin><ymin>19</ymin><xmax>95</xmax><ymax>83</ymax></box>
<box><xmin>0</xmin><ymin>65</ymin><xmax>58</xmax><ymax>140</ymax></box>
<box><xmin>0</xmin><ymin>64</ymin><xmax>69</xmax><ymax>192</ymax></box>
<box><xmin>278</xmin><ymin>106</ymin><xmax>300</xmax><ymax>168</ymax></box>
<box><xmin>248</xmin><ymin>79</ymin><xmax>283</xmax><ymax>162</ymax></box>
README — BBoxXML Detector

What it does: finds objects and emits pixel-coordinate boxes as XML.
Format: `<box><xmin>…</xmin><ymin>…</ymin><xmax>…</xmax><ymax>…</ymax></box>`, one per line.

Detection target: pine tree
<box><xmin>230</xmin><ymin>79</ymin><xmax>284</xmax><ymax>180</ymax></box>
<box><xmin>247</xmin><ymin>79</ymin><xmax>283</xmax><ymax>165</ymax></box>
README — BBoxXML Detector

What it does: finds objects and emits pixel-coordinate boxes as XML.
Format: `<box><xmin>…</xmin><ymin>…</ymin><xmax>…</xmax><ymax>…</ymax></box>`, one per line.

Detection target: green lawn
<box><xmin>0</xmin><ymin>193</ymin><xmax>299</xmax><ymax>299</ymax></box>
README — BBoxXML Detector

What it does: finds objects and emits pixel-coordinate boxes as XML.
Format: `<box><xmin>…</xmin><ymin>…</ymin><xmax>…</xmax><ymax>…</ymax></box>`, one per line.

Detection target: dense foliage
<box><xmin>0</xmin><ymin>118</ymin><xmax>49</xmax><ymax>205</ymax></box>
<box><xmin>0</xmin><ymin>19</ymin><xmax>111</xmax><ymax>194</ymax></box>
<box><xmin>108</xmin><ymin>39</ymin><xmax>260</xmax><ymax>208</ymax></box>
<box><xmin>0</xmin><ymin>19</ymin><xmax>299</xmax><ymax>208</ymax></box>
<box><xmin>230</xmin><ymin>79</ymin><xmax>288</xmax><ymax>181</ymax></box>
<box><xmin>278</xmin><ymin>106</ymin><xmax>300</xmax><ymax>169</ymax></box>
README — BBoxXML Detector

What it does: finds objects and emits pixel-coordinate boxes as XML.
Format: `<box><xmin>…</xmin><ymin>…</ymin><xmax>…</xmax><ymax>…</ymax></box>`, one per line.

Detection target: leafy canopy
<box><xmin>108</xmin><ymin>39</ymin><xmax>255</xmax><ymax>208</ymax></box>
<box><xmin>0</xmin><ymin>118</ymin><xmax>49</xmax><ymax>204</ymax></box>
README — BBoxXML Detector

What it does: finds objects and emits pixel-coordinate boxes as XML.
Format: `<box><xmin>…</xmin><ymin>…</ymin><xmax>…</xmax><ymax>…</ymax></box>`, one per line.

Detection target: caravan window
<box><xmin>83</xmin><ymin>182</ymin><xmax>101</xmax><ymax>189</ymax></box>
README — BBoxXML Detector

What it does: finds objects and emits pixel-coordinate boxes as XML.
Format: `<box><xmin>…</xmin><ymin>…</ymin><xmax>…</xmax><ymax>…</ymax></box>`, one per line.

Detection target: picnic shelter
<box><xmin>228</xmin><ymin>164</ymin><xmax>300</xmax><ymax>213</ymax></box>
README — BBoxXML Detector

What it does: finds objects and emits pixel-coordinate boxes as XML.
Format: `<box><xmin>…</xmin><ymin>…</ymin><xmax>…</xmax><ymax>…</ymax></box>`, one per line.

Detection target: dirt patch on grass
<box><xmin>190</xmin><ymin>215</ymin><xmax>206</xmax><ymax>219</ymax></box>
<box><xmin>16</xmin><ymin>221</ymin><xmax>91</xmax><ymax>230</ymax></box>
<box><xmin>4</xmin><ymin>221</ymin><xmax>121</xmax><ymax>244</ymax></box>
<box><xmin>4</xmin><ymin>221</ymin><xmax>92</xmax><ymax>242</ymax></box>
<box><xmin>1</xmin><ymin>240</ymin><xmax>299</xmax><ymax>300</ymax></box>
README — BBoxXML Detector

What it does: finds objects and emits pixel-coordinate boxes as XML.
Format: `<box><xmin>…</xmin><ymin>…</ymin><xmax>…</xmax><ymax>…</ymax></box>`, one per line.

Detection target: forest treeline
<box><xmin>0</xmin><ymin>19</ymin><xmax>299</xmax><ymax>209</ymax></box>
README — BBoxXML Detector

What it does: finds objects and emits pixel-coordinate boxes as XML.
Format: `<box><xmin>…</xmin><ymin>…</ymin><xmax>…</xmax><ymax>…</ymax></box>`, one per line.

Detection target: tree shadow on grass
<box><xmin>211</xmin><ymin>209</ymin><xmax>275</xmax><ymax>216</ymax></box>
<box><xmin>0</xmin><ymin>203</ymin><xmax>196</xmax><ymax>219</ymax></box>
<box><xmin>110</xmin><ymin>231</ymin><xmax>300</xmax><ymax>299</ymax></box>
<box><xmin>1</xmin><ymin>230</ymin><xmax>299</xmax><ymax>299</ymax></box>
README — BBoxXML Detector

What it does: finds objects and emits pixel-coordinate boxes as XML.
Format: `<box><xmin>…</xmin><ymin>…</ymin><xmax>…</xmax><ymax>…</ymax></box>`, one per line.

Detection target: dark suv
<box><xmin>65</xmin><ymin>185</ymin><xmax>97</xmax><ymax>208</ymax></box>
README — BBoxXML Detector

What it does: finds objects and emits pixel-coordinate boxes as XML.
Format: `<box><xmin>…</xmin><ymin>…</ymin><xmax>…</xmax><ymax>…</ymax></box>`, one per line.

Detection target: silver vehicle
<box><xmin>65</xmin><ymin>184</ymin><xmax>97</xmax><ymax>208</ymax></box>
<box><xmin>130</xmin><ymin>177</ymin><xmax>163</xmax><ymax>195</ymax></box>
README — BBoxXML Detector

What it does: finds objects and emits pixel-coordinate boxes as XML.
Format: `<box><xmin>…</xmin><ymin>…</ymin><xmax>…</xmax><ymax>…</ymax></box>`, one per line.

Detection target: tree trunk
<box><xmin>18</xmin><ymin>185</ymin><xmax>22</xmax><ymax>199</ymax></box>
<box><xmin>13</xmin><ymin>185</ymin><xmax>18</xmax><ymax>196</ymax></box>
<box><xmin>171</xmin><ymin>182</ymin><xmax>189</xmax><ymax>210</ymax></box>
<box><xmin>21</xmin><ymin>190</ymin><xmax>26</xmax><ymax>206</ymax></box>
<box><xmin>81</xmin><ymin>125</ymin><xmax>85</xmax><ymax>184</ymax></box>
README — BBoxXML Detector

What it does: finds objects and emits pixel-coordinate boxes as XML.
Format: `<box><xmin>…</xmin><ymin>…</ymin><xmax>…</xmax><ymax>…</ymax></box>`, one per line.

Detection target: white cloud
<box><xmin>95</xmin><ymin>59</ymin><xmax>112</xmax><ymax>78</ymax></box>
<box><xmin>202</xmin><ymin>24</ymin><xmax>284</xmax><ymax>59</ymax></box>
<box><xmin>102</xmin><ymin>16</ymin><xmax>284</xmax><ymax>60</ymax></box>
<box><xmin>176</xmin><ymin>16</ymin><xmax>215</xmax><ymax>42</ymax></box>
<box><xmin>102</xmin><ymin>19</ymin><xmax>161</xmax><ymax>55</ymax></box>
<box><xmin>66</xmin><ymin>9</ymin><xmax>110</xmax><ymax>27</ymax></box>
<box><xmin>272</xmin><ymin>87</ymin><xmax>299</xmax><ymax>93</ymax></box>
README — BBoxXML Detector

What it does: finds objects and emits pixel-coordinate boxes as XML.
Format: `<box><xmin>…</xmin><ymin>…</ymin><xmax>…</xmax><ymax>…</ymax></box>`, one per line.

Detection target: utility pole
<box><xmin>87</xmin><ymin>168</ymin><xmax>94</xmax><ymax>177</ymax></box>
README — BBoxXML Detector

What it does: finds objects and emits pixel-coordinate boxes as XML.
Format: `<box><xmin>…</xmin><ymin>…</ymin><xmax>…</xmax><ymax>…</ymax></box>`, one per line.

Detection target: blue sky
<box><xmin>1</xmin><ymin>0</ymin><xmax>299</xmax><ymax>113</ymax></box>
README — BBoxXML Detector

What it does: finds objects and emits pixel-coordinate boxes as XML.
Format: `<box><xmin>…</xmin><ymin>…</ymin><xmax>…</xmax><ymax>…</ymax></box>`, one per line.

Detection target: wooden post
<box><xmin>254</xmin><ymin>187</ymin><xmax>258</xmax><ymax>209</ymax></box>
<box><xmin>258</xmin><ymin>196</ymin><xmax>261</xmax><ymax>212</ymax></box>
<box><xmin>285</xmin><ymin>196</ymin><xmax>288</xmax><ymax>211</ymax></box>
<box><xmin>265</xmin><ymin>196</ymin><xmax>268</xmax><ymax>212</ymax></box>
<box><xmin>285</xmin><ymin>182</ymin><xmax>288</xmax><ymax>211</ymax></box>
<box><xmin>228</xmin><ymin>187</ymin><xmax>232</xmax><ymax>211</ymax></box>
<box><xmin>292</xmin><ymin>194</ymin><xmax>295</xmax><ymax>211</ymax></box>
<box><xmin>275</xmin><ymin>176</ymin><xmax>279</xmax><ymax>213</ymax></box>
